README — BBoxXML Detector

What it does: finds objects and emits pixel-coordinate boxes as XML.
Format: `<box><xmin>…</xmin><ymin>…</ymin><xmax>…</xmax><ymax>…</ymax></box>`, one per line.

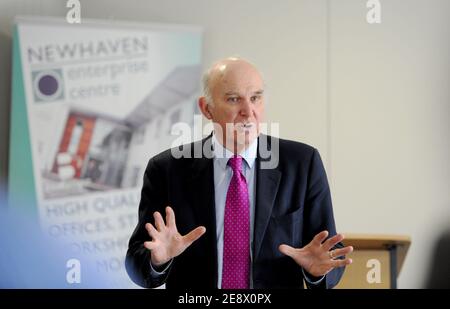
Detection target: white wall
<box><xmin>1</xmin><ymin>0</ymin><xmax>449</xmax><ymax>288</ymax></box>
<box><xmin>329</xmin><ymin>0</ymin><xmax>450</xmax><ymax>288</ymax></box>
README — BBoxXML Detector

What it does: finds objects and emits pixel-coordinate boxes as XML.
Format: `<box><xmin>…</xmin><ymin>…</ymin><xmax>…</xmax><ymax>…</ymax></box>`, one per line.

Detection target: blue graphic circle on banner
<box><xmin>38</xmin><ymin>74</ymin><xmax>59</xmax><ymax>96</ymax></box>
<box><xmin>33</xmin><ymin>69</ymin><xmax>64</xmax><ymax>102</ymax></box>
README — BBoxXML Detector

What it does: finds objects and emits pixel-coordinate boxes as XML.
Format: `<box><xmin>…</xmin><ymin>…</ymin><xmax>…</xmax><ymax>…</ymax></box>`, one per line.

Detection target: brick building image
<box><xmin>42</xmin><ymin>65</ymin><xmax>200</xmax><ymax>199</ymax></box>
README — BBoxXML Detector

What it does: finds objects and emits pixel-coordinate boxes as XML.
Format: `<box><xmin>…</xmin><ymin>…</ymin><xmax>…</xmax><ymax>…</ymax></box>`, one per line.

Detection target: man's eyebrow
<box><xmin>224</xmin><ymin>90</ymin><xmax>264</xmax><ymax>96</ymax></box>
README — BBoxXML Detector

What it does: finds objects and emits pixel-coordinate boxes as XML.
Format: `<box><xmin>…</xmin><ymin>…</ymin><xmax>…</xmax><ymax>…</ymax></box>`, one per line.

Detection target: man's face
<box><xmin>206</xmin><ymin>61</ymin><xmax>265</xmax><ymax>152</ymax></box>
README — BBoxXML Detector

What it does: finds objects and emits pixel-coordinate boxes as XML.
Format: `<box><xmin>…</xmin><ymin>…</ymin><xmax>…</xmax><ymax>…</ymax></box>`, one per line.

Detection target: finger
<box><xmin>153</xmin><ymin>211</ymin><xmax>166</xmax><ymax>231</ymax></box>
<box><xmin>323</xmin><ymin>233</ymin><xmax>344</xmax><ymax>251</ymax></box>
<box><xmin>145</xmin><ymin>222</ymin><xmax>158</xmax><ymax>239</ymax></box>
<box><xmin>312</xmin><ymin>230</ymin><xmax>329</xmax><ymax>246</ymax></box>
<box><xmin>144</xmin><ymin>241</ymin><xmax>157</xmax><ymax>251</ymax></box>
<box><xmin>166</xmin><ymin>206</ymin><xmax>176</xmax><ymax>229</ymax></box>
<box><xmin>278</xmin><ymin>244</ymin><xmax>298</xmax><ymax>258</ymax></box>
<box><xmin>330</xmin><ymin>246</ymin><xmax>353</xmax><ymax>259</ymax></box>
<box><xmin>331</xmin><ymin>258</ymin><xmax>353</xmax><ymax>268</ymax></box>
<box><xmin>183</xmin><ymin>226</ymin><xmax>206</xmax><ymax>245</ymax></box>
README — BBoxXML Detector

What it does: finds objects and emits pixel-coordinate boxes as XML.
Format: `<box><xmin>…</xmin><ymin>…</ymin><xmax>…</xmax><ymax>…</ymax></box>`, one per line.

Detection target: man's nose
<box><xmin>240</xmin><ymin>98</ymin><xmax>253</xmax><ymax>116</ymax></box>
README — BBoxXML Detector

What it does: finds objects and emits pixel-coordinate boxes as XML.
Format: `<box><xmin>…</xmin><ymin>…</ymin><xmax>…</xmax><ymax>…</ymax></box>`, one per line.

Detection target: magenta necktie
<box><xmin>222</xmin><ymin>155</ymin><xmax>250</xmax><ymax>289</ymax></box>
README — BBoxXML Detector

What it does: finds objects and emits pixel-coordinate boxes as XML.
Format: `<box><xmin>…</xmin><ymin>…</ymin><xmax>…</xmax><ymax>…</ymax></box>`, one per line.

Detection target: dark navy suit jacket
<box><xmin>126</xmin><ymin>134</ymin><xmax>345</xmax><ymax>288</ymax></box>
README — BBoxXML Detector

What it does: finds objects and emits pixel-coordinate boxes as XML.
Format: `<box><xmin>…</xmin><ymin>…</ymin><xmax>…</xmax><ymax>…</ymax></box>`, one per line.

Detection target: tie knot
<box><xmin>228</xmin><ymin>155</ymin><xmax>243</xmax><ymax>173</ymax></box>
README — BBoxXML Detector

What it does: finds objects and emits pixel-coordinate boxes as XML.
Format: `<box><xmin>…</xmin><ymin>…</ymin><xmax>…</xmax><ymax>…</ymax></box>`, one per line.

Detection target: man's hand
<box><xmin>144</xmin><ymin>206</ymin><xmax>206</xmax><ymax>267</ymax></box>
<box><xmin>279</xmin><ymin>230</ymin><xmax>353</xmax><ymax>277</ymax></box>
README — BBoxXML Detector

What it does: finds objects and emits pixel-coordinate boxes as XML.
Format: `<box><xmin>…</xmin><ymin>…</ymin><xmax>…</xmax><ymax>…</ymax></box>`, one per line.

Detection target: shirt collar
<box><xmin>212</xmin><ymin>133</ymin><xmax>258</xmax><ymax>170</ymax></box>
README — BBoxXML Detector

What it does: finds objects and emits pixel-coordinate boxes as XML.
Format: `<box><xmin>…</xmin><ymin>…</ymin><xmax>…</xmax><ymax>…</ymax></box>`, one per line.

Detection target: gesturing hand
<box><xmin>279</xmin><ymin>230</ymin><xmax>353</xmax><ymax>277</ymax></box>
<box><xmin>144</xmin><ymin>206</ymin><xmax>206</xmax><ymax>267</ymax></box>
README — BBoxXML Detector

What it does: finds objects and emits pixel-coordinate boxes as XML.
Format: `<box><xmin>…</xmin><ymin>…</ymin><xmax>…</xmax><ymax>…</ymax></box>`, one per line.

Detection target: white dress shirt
<box><xmin>211</xmin><ymin>134</ymin><xmax>257</xmax><ymax>288</ymax></box>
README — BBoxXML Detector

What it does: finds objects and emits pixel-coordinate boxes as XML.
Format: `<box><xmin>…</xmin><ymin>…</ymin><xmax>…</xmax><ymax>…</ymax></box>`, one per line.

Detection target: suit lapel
<box><xmin>254</xmin><ymin>135</ymin><xmax>281</xmax><ymax>259</ymax></box>
<box><xmin>189</xmin><ymin>135</ymin><xmax>218</xmax><ymax>287</ymax></box>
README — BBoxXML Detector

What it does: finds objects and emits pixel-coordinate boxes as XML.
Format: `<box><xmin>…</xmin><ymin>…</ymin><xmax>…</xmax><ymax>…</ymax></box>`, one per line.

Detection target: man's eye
<box><xmin>227</xmin><ymin>97</ymin><xmax>239</xmax><ymax>103</ymax></box>
<box><xmin>250</xmin><ymin>95</ymin><xmax>260</xmax><ymax>102</ymax></box>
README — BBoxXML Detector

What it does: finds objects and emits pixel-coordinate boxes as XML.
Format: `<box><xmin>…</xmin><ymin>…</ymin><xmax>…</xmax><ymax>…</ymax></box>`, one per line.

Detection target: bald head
<box><xmin>202</xmin><ymin>57</ymin><xmax>264</xmax><ymax>105</ymax></box>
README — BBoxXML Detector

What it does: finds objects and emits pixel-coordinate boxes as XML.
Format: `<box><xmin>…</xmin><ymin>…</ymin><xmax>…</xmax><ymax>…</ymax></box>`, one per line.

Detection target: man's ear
<box><xmin>198</xmin><ymin>97</ymin><xmax>213</xmax><ymax>120</ymax></box>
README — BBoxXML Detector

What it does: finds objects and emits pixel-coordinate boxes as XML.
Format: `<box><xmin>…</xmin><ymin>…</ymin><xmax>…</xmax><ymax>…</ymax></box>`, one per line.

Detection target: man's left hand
<box><xmin>279</xmin><ymin>230</ymin><xmax>353</xmax><ymax>277</ymax></box>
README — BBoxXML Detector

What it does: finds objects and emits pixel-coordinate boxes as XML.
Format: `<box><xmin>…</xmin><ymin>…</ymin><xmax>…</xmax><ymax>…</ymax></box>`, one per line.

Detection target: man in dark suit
<box><xmin>125</xmin><ymin>57</ymin><xmax>353</xmax><ymax>289</ymax></box>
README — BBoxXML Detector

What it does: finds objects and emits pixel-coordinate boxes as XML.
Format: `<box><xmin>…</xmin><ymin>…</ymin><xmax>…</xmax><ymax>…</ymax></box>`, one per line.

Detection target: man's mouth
<box><xmin>235</xmin><ymin>122</ymin><xmax>254</xmax><ymax>132</ymax></box>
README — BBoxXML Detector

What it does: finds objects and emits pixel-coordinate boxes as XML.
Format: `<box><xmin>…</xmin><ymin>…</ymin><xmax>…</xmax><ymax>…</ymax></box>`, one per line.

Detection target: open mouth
<box><xmin>235</xmin><ymin>122</ymin><xmax>254</xmax><ymax>132</ymax></box>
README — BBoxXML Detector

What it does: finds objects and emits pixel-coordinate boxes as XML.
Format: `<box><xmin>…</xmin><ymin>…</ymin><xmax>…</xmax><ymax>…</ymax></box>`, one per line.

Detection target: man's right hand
<box><xmin>144</xmin><ymin>206</ymin><xmax>206</xmax><ymax>267</ymax></box>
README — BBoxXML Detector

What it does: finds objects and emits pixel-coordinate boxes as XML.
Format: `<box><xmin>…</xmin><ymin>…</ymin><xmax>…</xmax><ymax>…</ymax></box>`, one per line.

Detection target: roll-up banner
<box><xmin>8</xmin><ymin>16</ymin><xmax>202</xmax><ymax>287</ymax></box>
